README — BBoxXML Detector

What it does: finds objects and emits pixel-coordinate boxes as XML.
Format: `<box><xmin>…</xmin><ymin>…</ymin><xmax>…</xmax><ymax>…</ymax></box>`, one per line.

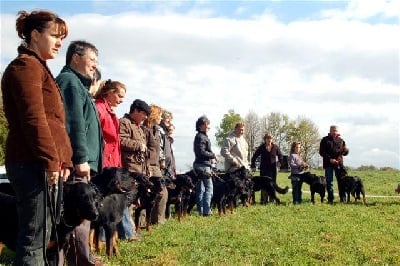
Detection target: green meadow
<box><xmin>1</xmin><ymin>169</ymin><xmax>399</xmax><ymax>265</ymax></box>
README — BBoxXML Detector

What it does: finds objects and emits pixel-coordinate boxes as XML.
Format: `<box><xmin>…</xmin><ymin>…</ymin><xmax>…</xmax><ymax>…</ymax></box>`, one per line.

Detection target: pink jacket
<box><xmin>95</xmin><ymin>98</ymin><xmax>122</xmax><ymax>167</ymax></box>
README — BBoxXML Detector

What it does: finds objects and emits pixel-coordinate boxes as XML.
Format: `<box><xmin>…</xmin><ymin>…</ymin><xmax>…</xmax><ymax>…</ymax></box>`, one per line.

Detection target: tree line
<box><xmin>215</xmin><ymin>109</ymin><xmax>321</xmax><ymax>168</ymax></box>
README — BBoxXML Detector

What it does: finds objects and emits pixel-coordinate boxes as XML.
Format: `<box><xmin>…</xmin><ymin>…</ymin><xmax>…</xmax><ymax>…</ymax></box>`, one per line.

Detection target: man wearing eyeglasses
<box><xmin>56</xmin><ymin>40</ymin><xmax>104</xmax><ymax>266</ymax></box>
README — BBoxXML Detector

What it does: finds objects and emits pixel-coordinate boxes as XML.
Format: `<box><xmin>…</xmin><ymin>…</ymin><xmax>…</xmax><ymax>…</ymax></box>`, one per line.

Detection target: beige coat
<box><xmin>220</xmin><ymin>130</ymin><xmax>249</xmax><ymax>172</ymax></box>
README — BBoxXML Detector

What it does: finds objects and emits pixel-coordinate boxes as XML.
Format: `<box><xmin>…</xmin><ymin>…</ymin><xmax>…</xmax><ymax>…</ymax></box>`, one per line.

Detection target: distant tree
<box><xmin>215</xmin><ymin>109</ymin><xmax>242</xmax><ymax>147</ymax></box>
<box><xmin>0</xmin><ymin>80</ymin><xmax>8</xmax><ymax>165</ymax></box>
<box><xmin>260</xmin><ymin>112</ymin><xmax>292</xmax><ymax>154</ymax></box>
<box><xmin>287</xmin><ymin>116</ymin><xmax>320</xmax><ymax>167</ymax></box>
<box><xmin>244</xmin><ymin>110</ymin><xmax>260</xmax><ymax>160</ymax></box>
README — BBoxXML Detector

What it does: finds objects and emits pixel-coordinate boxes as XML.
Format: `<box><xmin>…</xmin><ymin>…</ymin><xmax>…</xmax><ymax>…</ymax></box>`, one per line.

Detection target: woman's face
<box><xmin>265</xmin><ymin>136</ymin><xmax>273</xmax><ymax>144</ymax></box>
<box><xmin>32</xmin><ymin>22</ymin><xmax>63</xmax><ymax>60</ymax></box>
<box><xmin>106</xmin><ymin>87</ymin><xmax>126</xmax><ymax>108</ymax></box>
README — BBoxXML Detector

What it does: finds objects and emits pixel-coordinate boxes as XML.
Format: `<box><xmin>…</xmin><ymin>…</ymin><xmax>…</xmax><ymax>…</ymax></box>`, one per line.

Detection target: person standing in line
<box><xmin>289</xmin><ymin>141</ymin><xmax>309</xmax><ymax>204</ymax></box>
<box><xmin>193</xmin><ymin>115</ymin><xmax>219</xmax><ymax>217</ymax></box>
<box><xmin>1</xmin><ymin>10</ymin><xmax>72</xmax><ymax>265</ymax></box>
<box><xmin>93</xmin><ymin>79</ymin><xmax>138</xmax><ymax>241</ymax></box>
<box><xmin>120</xmin><ymin>99</ymin><xmax>150</xmax><ymax>173</ymax></box>
<box><xmin>120</xmin><ymin>99</ymin><xmax>150</xmax><ymax>231</ymax></box>
<box><xmin>143</xmin><ymin>104</ymin><xmax>169</xmax><ymax>225</ymax></box>
<box><xmin>56</xmin><ymin>40</ymin><xmax>104</xmax><ymax>266</ymax></box>
<box><xmin>159</xmin><ymin>110</ymin><xmax>175</xmax><ymax>180</ymax></box>
<box><xmin>319</xmin><ymin>125</ymin><xmax>349</xmax><ymax>204</ymax></box>
<box><xmin>250</xmin><ymin>133</ymin><xmax>283</xmax><ymax>204</ymax></box>
<box><xmin>165</xmin><ymin>123</ymin><xmax>177</xmax><ymax>179</ymax></box>
<box><xmin>220</xmin><ymin>122</ymin><xmax>250</xmax><ymax>173</ymax></box>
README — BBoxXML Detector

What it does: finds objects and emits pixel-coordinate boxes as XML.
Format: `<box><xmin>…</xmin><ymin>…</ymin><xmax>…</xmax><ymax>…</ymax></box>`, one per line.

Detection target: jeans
<box><xmin>291</xmin><ymin>175</ymin><xmax>303</xmax><ymax>204</ymax></box>
<box><xmin>325</xmin><ymin>166</ymin><xmax>342</xmax><ymax>202</ymax></box>
<box><xmin>117</xmin><ymin>207</ymin><xmax>134</xmax><ymax>239</ymax></box>
<box><xmin>6</xmin><ymin>161</ymin><xmax>50</xmax><ymax>266</ymax></box>
<box><xmin>194</xmin><ymin>164</ymin><xmax>213</xmax><ymax>215</ymax></box>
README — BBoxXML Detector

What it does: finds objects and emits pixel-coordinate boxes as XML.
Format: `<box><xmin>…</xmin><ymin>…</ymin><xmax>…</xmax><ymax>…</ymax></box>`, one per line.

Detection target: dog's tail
<box><xmin>273</xmin><ymin>183</ymin><xmax>289</xmax><ymax>194</ymax></box>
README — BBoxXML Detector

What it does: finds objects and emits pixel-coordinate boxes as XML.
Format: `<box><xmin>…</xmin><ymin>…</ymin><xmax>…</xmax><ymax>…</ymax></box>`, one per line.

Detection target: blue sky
<box><xmin>1</xmin><ymin>0</ymin><xmax>399</xmax><ymax>170</ymax></box>
<box><xmin>1</xmin><ymin>1</ymin><xmax>345</xmax><ymax>20</ymax></box>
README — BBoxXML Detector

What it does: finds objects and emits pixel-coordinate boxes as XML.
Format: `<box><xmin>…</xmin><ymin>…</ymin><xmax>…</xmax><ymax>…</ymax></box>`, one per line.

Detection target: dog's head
<box><xmin>337</xmin><ymin>167</ymin><xmax>348</xmax><ymax>179</ymax></box>
<box><xmin>149</xmin><ymin>176</ymin><xmax>166</xmax><ymax>194</ymax></box>
<box><xmin>63</xmin><ymin>182</ymin><xmax>99</xmax><ymax>226</ymax></box>
<box><xmin>91</xmin><ymin>167</ymin><xmax>136</xmax><ymax>195</ymax></box>
<box><xmin>231</xmin><ymin>166</ymin><xmax>253</xmax><ymax>180</ymax></box>
<box><xmin>175</xmin><ymin>174</ymin><xmax>195</xmax><ymax>191</ymax></box>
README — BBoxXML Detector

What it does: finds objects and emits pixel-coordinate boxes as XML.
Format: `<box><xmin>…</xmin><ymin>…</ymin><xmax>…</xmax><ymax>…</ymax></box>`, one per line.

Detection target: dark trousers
<box><xmin>6</xmin><ymin>161</ymin><xmax>50</xmax><ymax>266</ymax></box>
<box><xmin>291</xmin><ymin>175</ymin><xmax>303</xmax><ymax>204</ymax></box>
<box><xmin>63</xmin><ymin>175</ymin><xmax>95</xmax><ymax>266</ymax></box>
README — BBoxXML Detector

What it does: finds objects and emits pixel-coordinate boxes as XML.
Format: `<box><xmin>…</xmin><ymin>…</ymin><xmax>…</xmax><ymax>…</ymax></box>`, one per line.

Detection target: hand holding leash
<box><xmin>46</xmin><ymin>171</ymin><xmax>59</xmax><ymax>186</ymax></box>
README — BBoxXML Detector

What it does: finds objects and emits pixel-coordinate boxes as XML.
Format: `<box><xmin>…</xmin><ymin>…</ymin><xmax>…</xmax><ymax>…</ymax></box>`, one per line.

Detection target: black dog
<box><xmin>89</xmin><ymin>167</ymin><xmax>143</xmax><ymax>257</ymax></box>
<box><xmin>0</xmin><ymin>189</ymin><xmax>17</xmax><ymax>255</ymax></box>
<box><xmin>0</xmin><ymin>181</ymin><xmax>98</xmax><ymax>262</ymax></box>
<box><xmin>134</xmin><ymin>175</ymin><xmax>165</xmax><ymax>232</ymax></box>
<box><xmin>165</xmin><ymin>173</ymin><xmax>195</xmax><ymax>221</ymax></box>
<box><xmin>298</xmin><ymin>172</ymin><xmax>327</xmax><ymax>204</ymax></box>
<box><xmin>212</xmin><ymin>168</ymin><xmax>249</xmax><ymax>215</ymax></box>
<box><xmin>251</xmin><ymin>175</ymin><xmax>289</xmax><ymax>204</ymax></box>
<box><xmin>337</xmin><ymin>168</ymin><xmax>366</xmax><ymax>204</ymax></box>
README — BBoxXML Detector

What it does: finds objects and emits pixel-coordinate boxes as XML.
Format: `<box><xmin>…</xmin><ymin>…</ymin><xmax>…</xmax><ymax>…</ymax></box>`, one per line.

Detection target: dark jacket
<box><xmin>250</xmin><ymin>143</ymin><xmax>283</xmax><ymax>177</ymax></box>
<box><xmin>1</xmin><ymin>46</ymin><xmax>73</xmax><ymax>171</ymax></box>
<box><xmin>193</xmin><ymin>131</ymin><xmax>215</xmax><ymax>167</ymax></box>
<box><xmin>56</xmin><ymin>65</ymin><xmax>103</xmax><ymax>173</ymax></box>
<box><xmin>319</xmin><ymin>134</ymin><xmax>348</xmax><ymax>169</ymax></box>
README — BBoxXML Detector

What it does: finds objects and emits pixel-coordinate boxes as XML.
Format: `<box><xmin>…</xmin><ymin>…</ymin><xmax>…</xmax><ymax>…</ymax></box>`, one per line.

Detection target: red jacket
<box><xmin>95</xmin><ymin>98</ymin><xmax>122</xmax><ymax>167</ymax></box>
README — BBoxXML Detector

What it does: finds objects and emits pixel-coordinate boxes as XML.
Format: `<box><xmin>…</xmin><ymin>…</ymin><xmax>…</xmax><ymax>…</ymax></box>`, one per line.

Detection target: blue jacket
<box><xmin>56</xmin><ymin>65</ymin><xmax>103</xmax><ymax>173</ymax></box>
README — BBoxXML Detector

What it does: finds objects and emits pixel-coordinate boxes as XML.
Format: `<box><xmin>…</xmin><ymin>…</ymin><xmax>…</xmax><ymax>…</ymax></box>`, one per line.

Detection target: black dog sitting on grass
<box><xmin>337</xmin><ymin>168</ymin><xmax>366</xmax><ymax>204</ymax></box>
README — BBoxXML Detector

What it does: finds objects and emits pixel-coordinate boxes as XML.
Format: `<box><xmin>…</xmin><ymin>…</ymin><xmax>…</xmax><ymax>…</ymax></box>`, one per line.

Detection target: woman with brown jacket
<box><xmin>1</xmin><ymin>10</ymin><xmax>72</xmax><ymax>265</ymax></box>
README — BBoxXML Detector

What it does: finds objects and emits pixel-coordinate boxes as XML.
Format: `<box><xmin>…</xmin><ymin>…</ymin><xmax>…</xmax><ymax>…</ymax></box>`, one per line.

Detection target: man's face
<box><xmin>234</xmin><ymin>126</ymin><xmax>245</xmax><ymax>137</ymax></box>
<box><xmin>131</xmin><ymin>109</ymin><xmax>148</xmax><ymax>125</ymax></box>
<box><xmin>72</xmin><ymin>48</ymin><xmax>98</xmax><ymax>79</ymax></box>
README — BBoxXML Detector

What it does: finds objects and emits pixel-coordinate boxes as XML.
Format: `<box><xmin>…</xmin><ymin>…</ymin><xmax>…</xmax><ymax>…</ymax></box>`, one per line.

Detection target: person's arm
<box><xmin>58</xmin><ymin>75</ymin><xmax>89</xmax><ymax>165</ymax></box>
<box><xmin>220</xmin><ymin>137</ymin><xmax>237</xmax><ymax>165</ymax></box>
<box><xmin>276</xmin><ymin>145</ymin><xmax>283</xmax><ymax>167</ymax></box>
<box><xmin>250</xmin><ymin>145</ymin><xmax>261</xmax><ymax>169</ymax></box>
<box><xmin>119</xmin><ymin>118</ymin><xmax>146</xmax><ymax>152</ymax></box>
<box><xmin>319</xmin><ymin>138</ymin><xmax>329</xmax><ymax>158</ymax></box>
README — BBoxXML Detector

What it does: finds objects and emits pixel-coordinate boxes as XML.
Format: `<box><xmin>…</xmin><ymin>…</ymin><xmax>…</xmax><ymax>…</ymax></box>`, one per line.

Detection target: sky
<box><xmin>1</xmin><ymin>0</ymin><xmax>399</xmax><ymax>172</ymax></box>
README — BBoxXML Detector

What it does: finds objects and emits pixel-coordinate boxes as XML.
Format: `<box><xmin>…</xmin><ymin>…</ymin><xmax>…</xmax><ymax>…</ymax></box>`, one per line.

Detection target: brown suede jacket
<box><xmin>1</xmin><ymin>46</ymin><xmax>73</xmax><ymax>171</ymax></box>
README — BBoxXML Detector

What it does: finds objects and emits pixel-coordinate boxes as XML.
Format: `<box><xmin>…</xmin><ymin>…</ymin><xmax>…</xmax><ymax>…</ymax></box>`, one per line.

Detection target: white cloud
<box><xmin>1</xmin><ymin>1</ymin><xmax>399</xmax><ymax>171</ymax></box>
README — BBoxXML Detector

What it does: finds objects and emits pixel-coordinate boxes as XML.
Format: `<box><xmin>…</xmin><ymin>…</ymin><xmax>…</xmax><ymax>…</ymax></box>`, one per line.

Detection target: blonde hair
<box><xmin>235</xmin><ymin>121</ymin><xmax>245</xmax><ymax>129</ymax></box>
<box><xmin>144</xmin><ymin>104</ymin><xmax>163</xmax><ymax>127</ymax></box>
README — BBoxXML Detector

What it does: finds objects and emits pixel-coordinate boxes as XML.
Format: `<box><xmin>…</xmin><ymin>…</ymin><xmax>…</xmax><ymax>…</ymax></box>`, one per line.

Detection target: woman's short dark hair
<box><xmin>195</xmin><ymin>115</ymin><xmax>210</xmax><ymax>131</ymax></box>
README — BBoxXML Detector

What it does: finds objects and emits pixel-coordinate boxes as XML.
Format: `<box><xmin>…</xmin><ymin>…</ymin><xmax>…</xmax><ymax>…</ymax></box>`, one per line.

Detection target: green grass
<box><xmin>1</xmin><ymin>169</ymin><xmax>399</xmax><ymax>265</ymax></box>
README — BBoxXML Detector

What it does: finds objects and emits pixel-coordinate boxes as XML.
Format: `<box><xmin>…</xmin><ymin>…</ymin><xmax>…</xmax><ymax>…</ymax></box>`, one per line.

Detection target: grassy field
<box><xmin>1</xmin><ymin>169</ymin><xmax>399</xmax><ymax>265</ymax></box>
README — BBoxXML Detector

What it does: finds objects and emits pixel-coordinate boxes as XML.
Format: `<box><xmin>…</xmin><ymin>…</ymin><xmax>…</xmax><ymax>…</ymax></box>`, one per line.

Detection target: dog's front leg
<box><xmin>112</xmin><ymin>230</ymin><xmax>120</xmax><ymax>257</ymax></box>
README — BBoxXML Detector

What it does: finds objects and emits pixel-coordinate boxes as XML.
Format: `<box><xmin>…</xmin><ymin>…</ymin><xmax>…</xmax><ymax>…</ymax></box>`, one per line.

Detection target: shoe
<box><xmin>128</xmin><ymin>235</ymin><xmax>142</xmax><ymax>241</ymax></box>
<box><xmin>327</xmin><ymin>200</ymin><xmax>333</xmax><ymax>205</ymax></box>
<box><xmin>90</xmin><ymin>254</ymin><xmax>106</xmax><ymax>266</ymax></box>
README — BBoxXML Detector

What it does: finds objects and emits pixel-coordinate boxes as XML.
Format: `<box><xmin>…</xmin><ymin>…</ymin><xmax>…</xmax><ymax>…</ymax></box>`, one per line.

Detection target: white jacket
<box><xmin>220</xmin><ymin>130</ymin><xmax>249</xmax><ymax>172</ymax></box>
